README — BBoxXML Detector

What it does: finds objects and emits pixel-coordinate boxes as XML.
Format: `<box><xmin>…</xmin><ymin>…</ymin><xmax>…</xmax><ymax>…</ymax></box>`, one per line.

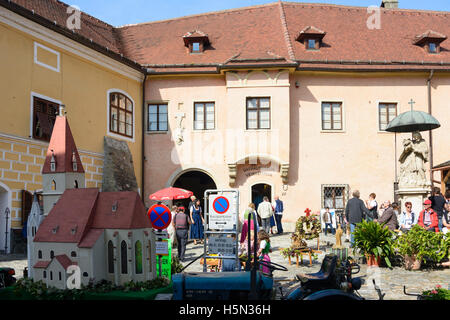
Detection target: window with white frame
<box><xmin>378</xmin><ymin>103</ymin><xmax>397</xmax><ymax>131</ymax></box>
<box><xmin>246</xmin><ymin>97</ymin><xmax>270</xmax><ymax>130</ymax></box>
<box><xmin>110</xmin><ymin>92</ymin><xmax>133</xmax><ymax>138</ymax></box>
<box><xmin>194</xmin><ymin>102</ymin><xmax>215</xmax><ymax>130</ymax></box>
<box><xmin>321</xmin><ymin>102</ymin><xmax>342</xmax><ymax>130</ymax></box>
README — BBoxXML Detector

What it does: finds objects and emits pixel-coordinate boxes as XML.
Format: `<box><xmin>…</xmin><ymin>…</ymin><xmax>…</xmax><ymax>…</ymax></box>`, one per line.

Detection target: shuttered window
<box><xmin>33</xmin><ymin>97</ymin><xmax>59</xmax><ymax>141</ymax></box>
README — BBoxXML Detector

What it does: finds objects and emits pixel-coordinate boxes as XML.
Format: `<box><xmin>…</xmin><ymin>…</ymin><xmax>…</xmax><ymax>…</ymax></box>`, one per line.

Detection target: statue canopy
<box><xmin>386</xmin><ymin>110</ymin><xmax>440</xmax><ymax>133</ymax></box>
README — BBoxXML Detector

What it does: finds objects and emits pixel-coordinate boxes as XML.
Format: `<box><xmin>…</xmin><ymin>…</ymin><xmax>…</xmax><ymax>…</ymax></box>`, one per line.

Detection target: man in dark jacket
<box><xmin>344</xmin><ymin>190</ymin><xmax>372</xmax><ymax>247</ymax></box>
<box><xmin>429</xmin><ymin>187</ymin><xmax>446</xmax><ymax>232</ymax></box>
<box><xmin>376</xmin><ymin>202</ymin><xmax>399</xmax><ymax>231</ymax></box>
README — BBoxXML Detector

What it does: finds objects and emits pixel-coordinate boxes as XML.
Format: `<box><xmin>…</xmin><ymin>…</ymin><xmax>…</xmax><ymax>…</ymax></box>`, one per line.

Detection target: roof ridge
<box><xmin>116</xmin><ymin>2</ymin><xmax>280</xmax><ymax>28</ymax></box>
<box><xmin>278</xmin><ymin>1</ymin><xmax>296</xmax><ymax>61</ymax></box>
<box><xmin>281</xmin><ymin>1</ymin><xmax>449</xmax><ymax>15</ymax></box>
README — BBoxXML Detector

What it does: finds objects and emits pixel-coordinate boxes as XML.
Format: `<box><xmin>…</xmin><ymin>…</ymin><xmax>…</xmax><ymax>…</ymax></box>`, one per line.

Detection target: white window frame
<box><xmin>320</xmin><ymin>100</ymin><xmax>346</xmax><ymax>133</ymax></box>
<box><xmin>377</xmin><ymin>101</ymin><xmax>398</xmax><ymax>133</ymax></box>
<box><xmin>30</xmin><ymin>92</ymin><xmax>62</xmax><ymax>143</ymax></box>
<box><xmin>107</xmin><ymin>89</ymin><xmax>135</xmax><ymax>142</ymax></box>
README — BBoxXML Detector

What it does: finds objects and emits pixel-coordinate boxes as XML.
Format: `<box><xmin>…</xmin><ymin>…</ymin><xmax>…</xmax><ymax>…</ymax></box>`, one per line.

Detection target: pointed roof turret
<box><xmin>42</xmin><ymin>116</ymin><xmax>85</xmax><ymax>174</ymax></box>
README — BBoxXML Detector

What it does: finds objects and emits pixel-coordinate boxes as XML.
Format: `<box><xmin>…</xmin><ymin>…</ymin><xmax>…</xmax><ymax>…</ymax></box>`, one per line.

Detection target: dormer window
<box><xmin>183</xmin><ymin>30</ymin><xmax>210</xmax><ymax>54</ymax></box>
<box><xmin>414</xmin><ymin>30</ymin><xmax>447</xmax><ymax>54</ymax></box>
<box><xmin>296</xmin><ymin>26</ymin><xmax>326</xmax><ymax>51</ymax></box>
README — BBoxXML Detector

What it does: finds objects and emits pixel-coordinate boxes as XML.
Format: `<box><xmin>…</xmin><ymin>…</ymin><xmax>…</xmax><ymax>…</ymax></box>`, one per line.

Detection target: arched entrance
<box><xmin>251</xmin><ymin>183</ymin><xmax>272</xmax><ymax>211</ymax></box>
<box><xmin>0</xmin><ymin>182</ymin><xmax>12</xmax><ymax>254</ymax></box>
<box><xmin>172</xmin><ymin>170</ymin><xmax>217</xmax><ymax>210</ymax></box>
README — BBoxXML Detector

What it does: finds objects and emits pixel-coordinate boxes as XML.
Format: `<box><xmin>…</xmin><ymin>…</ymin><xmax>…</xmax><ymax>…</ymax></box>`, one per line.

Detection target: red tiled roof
<box><xmin>33</xmin><ymin>260</ymin><xmax>51</xmax><ymax>269</ymax></box>
<box><xmin>78</xmin><ymin>229</ymin><xmax>104</xmax><ymax>248</ymax></box>
<box><xmin>34</xmin><ymin>189</ymin><xmax>151</xmax><ymax>247</ymax></box>
<box><xmin>34</xmin><ymin>188</ymin><xmax>99</xmax><ymax>244</ymax></box>
<box><xmin>42</xmin><ymin>116</ymin><xmax>85</xmax><ymax>174</ymax></box>
<box><xmin>90</xmin><ymin>192</ymin><xmax>152</xmax><ymax>230</ymax></box>
<box><xmin>54</xmin><ymin>254</ymin><xmax>77</xmax><ymax>269</ymax></box>
<box><xmin>7</xmin><ymin>0</ymin><xmax>123</xmax><ymax>54</ymax></box>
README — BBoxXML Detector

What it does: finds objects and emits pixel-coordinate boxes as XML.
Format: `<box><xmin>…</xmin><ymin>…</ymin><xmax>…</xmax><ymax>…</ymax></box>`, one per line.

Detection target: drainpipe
<box><xmin>427</xmin><ymin>70</ymin><xmax>434</xmax><ymax>189</ymax></box>
<box><xmin>142</xmin><ymin>74</ymin><xmax>148</xmax><ymax>204</ymax></box>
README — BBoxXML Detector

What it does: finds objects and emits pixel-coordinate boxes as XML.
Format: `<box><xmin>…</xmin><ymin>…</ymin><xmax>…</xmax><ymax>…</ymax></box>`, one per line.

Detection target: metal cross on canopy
<box><xmin>408</xmin><ymin>99</ymin><xmax>415</xmax><ymax>111</ymax></box>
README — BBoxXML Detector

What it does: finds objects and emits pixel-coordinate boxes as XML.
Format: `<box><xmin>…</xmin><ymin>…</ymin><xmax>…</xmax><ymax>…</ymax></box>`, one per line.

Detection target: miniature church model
<box><xmin>27</xmin><ymin>115</ymin><xmax>156</xmax><ymax>289</ymax></box>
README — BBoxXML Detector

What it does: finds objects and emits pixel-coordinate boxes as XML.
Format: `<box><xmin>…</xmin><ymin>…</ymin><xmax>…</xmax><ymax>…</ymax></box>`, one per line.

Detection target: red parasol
<box><xmin>149</xmin><ymin>187</ymin><xmax>193</xmax><ymax>201</ymax></box>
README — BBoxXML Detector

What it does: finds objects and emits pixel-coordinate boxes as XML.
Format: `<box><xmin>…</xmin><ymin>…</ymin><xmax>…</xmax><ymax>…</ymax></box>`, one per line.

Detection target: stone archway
<box><xmin>0</xmin><ymin>182</ymin><xmax>12</xmax><ymax>254</ymax></box>
<box><xmin>171</xmin><ymin>169</ymin><xmax>217</xmax><ymax>209</ymax></box>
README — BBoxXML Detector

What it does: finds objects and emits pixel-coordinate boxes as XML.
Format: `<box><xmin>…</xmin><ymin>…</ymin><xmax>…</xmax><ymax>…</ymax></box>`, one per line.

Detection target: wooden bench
<box><xmin>282</xmin><ymin>248</ymin><xmax>321</xmax><ymax>267</ymax></box>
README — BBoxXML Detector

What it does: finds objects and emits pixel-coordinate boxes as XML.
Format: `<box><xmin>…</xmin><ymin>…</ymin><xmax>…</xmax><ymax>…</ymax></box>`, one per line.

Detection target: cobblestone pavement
<box><xmin>1</xmin><ymin>232</ymin><xmax>449</xmax><ymax>300</ymax></box>
<box><xmin>180</xmin><ymin>232</ymin><xmax>450</xmax><ymax>300</ymax></box>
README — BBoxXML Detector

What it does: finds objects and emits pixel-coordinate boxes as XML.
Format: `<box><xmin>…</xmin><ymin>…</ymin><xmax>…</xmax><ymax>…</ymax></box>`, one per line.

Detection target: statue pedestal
<box><xmin>395</xmin><ymin>187</ymin><xmax>430</xmax><ymax>214</ymax></box>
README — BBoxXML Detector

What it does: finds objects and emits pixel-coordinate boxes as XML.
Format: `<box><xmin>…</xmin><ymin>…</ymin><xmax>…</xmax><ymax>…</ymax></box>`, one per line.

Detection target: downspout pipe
<box><xmin>142</xmin><ymin>73</ymin><xmax>148</xmax><ymax>204</ymax></box>
<box><xmin>427</xmin><ymin>70</ymin><xmax>435</xmax><ymax>189</ymax></box>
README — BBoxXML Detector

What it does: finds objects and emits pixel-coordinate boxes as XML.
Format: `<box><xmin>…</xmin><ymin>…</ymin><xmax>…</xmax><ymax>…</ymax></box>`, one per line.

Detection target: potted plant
<box><xmin>352</xmin><ymin>220</ymin><xmax>394</xmax><ymax>267</ymax></box>
<box><xmin>394</xmin><ymin>224</ymin><xmax>450</xmax><ymax>270</ymax></box>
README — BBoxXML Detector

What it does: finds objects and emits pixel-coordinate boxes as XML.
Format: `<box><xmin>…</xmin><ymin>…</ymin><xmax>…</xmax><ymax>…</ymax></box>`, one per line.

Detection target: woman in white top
<box><xmin>398</xmin><ymin>201</ymin><xmax>417</xmax><ymax>232</ymax></box>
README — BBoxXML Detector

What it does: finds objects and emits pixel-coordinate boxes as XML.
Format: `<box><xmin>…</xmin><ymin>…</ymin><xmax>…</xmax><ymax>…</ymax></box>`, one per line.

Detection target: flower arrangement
<box><xmin>421</xmin><ymin>285</ymin><xmax>450</xmax><ymax>300</ymax></box>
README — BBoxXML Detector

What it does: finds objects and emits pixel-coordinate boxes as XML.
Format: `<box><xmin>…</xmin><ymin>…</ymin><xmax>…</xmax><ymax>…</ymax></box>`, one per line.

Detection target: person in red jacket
<box><xmin>418</xmin><ymin>199</ymin><xmax>439</xmax><ymax>232</ymax></box>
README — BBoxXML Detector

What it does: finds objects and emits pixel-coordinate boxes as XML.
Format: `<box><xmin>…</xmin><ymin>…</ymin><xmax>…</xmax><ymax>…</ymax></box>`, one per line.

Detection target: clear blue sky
<box><xmin>67</xmin><ymin>0</ymin><xmax>450</xmax><ymax>26</ymax></box>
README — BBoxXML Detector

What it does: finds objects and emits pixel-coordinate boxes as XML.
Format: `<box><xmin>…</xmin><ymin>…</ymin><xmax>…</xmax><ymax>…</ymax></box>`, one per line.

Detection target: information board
<box><xmin>156</xmin><ymin>239</ymin><xmax>172</xmax><ymax>279</ymax></box>
<box><xmin>155</xmin><ymin>240</ymin><xmax>169</xmax><ymax>256</ymax></box>
<box><xmin>207</xmin><ymin>234</ymin><xmax>236</xmax><ymax>256</ymax></box>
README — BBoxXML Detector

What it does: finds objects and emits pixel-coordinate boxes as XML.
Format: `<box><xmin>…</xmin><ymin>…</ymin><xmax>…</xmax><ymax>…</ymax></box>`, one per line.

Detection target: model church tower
<box><xmin>41</xmin><ymin>115</ymin><xmax>85</xmax><ymax>216</ymax></box>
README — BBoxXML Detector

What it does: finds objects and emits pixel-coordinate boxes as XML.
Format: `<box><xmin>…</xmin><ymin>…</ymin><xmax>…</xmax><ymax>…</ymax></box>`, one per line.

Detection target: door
<box><xmin>251</xmin><ymin>183</ymin><xmax>272</xmax><ymax>212</ymax></box>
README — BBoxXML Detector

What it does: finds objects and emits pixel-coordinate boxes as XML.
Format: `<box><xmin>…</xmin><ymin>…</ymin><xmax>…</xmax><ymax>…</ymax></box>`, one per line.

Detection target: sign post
<box><xmin>203</xmin><ymin>189</ymin><xmax>239</xmax><ymax>272</ymax></box>
<box><xmin>147</xmin><ymin>204</ymin><xmax>172</xmax><ymax>278</ymax></box>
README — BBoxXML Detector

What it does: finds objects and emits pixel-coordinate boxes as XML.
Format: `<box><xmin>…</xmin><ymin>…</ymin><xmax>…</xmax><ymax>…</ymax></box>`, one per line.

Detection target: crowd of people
<box><xmin>167</xmin><ymin>194</ymin><xmax>284</xmax><ymax>274</ymax></box>
<box><xmin>343</xmin><ymin>187</ymin><xmax>450</xmax><ymax>247</ymax></box>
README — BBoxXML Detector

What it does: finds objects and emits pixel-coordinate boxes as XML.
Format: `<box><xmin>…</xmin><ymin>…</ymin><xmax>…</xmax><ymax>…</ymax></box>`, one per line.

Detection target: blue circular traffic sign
<box><xmin>213</xmin><ymin>196</ymin><xmax>229</xmax><ymax>214</ymax></box>
<box><xmin>148</xmin><ymin>204</ymin><xmax>172</xmax><ymax>230</ymax></box>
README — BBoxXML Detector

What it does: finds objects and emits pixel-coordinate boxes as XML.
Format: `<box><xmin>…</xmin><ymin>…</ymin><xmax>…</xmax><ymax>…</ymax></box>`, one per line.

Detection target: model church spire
<box><xmin>41</xmin><ymin>115</ymin><xmax>85</xmax><ymax>216</ymax></box>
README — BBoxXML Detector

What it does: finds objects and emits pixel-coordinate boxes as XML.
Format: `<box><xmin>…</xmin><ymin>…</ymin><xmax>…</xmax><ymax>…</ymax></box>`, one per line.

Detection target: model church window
<box><xmin>33</xmin><ymin>96</ymin><xmax>59</xmax><ymax>142</ymax></box>
<box><xmin>110</xmin><ymin>92</ymin><xmax>133</xmax><ymax>138</ymax></box>
<box><xmin>414</xmin><ymin>30</ymin><xmax>447</xmax><ymax>54</ymax></box>
<box><xmin>296</xmin><ymin>26</ymin><xmax>326</xmax><ymax>51</ymax></box>
<box><xmin>135</xmin><ymin>241</ymin><xmax>143</xmax><ymax>274</ymax></box>
<box><xmin>183</xmin><ymin>30</ymin><xmax>210</xmax><ymax>54</ymax></box>
<box><xmin>38</xmin><ymin>250</ymin><xmax>42</xmax><ymax>259</ymax></box>
<box><xmin>194</xmin><ymin>102</ymin><xmax>215</xmax><ymax>130</ymax></box>
<box><xmin>72</xmin><ymin>151</ymin><xmax>77</xmax><ymax>171</ymax></box>
<box><xmin>108</xmin><ymin>241</ymin><xmax>114</xmax><ymax>273</ymax></box>
<box><xmin>321</xmin><ymin>102</ymin><xmax>342</xmax><ymax>130</ymax></box>
<box><xmin>50</xmin><ymin>151</ymin><xmax>56</xmax><ymax>172</ymax></box>
<box><xmin>379</xmin><ymin>103</ymin><xmax>397</xmax><ymax>131</ymax></box>
<box><xmin>148</xmin><ymin>104</ymin><xmax>168</xmax><ymax>132</ymax></box>
<box><xmin>121</xmin><ymin>241</ymin><xmax>128</xmax><ymax>274</ymax></box>
<box><xmin>246</xmin><ymin>97</ymin><xmax>270</xmax><ymax>130</ymax></box>
<box><xmin>51</xmin><ymin>180</ymin><xmax>56</xmax><ymax>191</ymax></box>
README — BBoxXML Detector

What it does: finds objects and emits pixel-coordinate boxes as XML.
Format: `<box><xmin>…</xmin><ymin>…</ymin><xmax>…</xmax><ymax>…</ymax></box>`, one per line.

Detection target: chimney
<box><xmin>381</xmin><ymin>0</ymin><xmax>398</xmax><ymax>8</ymax></box>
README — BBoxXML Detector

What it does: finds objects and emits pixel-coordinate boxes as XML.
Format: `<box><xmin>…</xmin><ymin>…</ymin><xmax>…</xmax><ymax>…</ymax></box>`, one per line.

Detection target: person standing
<box><xmin>166</xmin><ymin>205</ymin><xmax>178</xmax><ymax>246</ymax></box>
<box><xmin>375</xmin><ymin>201</ymin><xmax>399</xmax><ymax>231</ymax></box>
<box><xmin>240</xmin><ymin>203</ymin><xmax>259</xmax><ymax>244</ymax></box>
<box><xmin>429</xmin><ymin>187</ymin><xmax>446</xmax><ymax>232</ymax></box>
<box><xmin>344</xmin><ymin>190</ymin><xmax>371</xmax><ymax>247</ymax></box>
<box><xmin>188</xmin><ymin>195</ymin><xmax>197</xmax><ymax>213</ymax></box>
<box><xmin>173</xmin><ymin>207</ymin><xmax>190</xmax><ymax>262</ymax></box>
<box><xmin>257</xmin><ymin>196</ymin><xmax>274</xmax><ymax>234</ymax></box>
<box><xmin>398</xmin><ymin>201</ymin><xmax>417</xmax><ymax>233</ymax></box>
<box><xmin>365</xmin><ymin>193</ymin><xmax>378</xmax><ymax>221</ymax></box>
<box><xmin>274</xmin><ymin>196</ymin><xmax>284</xmax><ymax>234</ymax></box>
<box><xmin>441</xmin><ymin>202</ymin><xmax>450</xmax><ymax>234</ymax></box>
<box><xmin>418</xmin><ymin>199</ymin><xmax>439</xmax><ymax>232</ymax></box>
<box><xmin>257</xmin><ymin>230</ymin><xmax>272</xmax><ymax>276</ymax></box>
<box><xmin>190</xmin><ymin>199</ymin><xmax>205</xmax><ymax>245</ymax></box>
<box><xmin>322</xmin><ymin>207</ymin><xmax>335</xmax><ymax>236</ymax></box>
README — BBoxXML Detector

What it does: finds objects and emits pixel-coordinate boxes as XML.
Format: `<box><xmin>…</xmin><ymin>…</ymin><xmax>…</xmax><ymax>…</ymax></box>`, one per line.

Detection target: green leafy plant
<box><xmin>394</xmin><ymin>224</ymin><xmax>450</xmax><ymax>267</ymax></box>
<box><xmin>352</xmin><ymin>220</ymin><xmax>394</xmax><ymax>268</ymax></box>
<box><xmin>421</xmin><ymin>285</ymin><xmax>450</xmax><ymax>300</ymax></box>
<box><xmin>171</xmin><ymin>254</ymin><xmax>184</xmax><ymax>274</ymax></box>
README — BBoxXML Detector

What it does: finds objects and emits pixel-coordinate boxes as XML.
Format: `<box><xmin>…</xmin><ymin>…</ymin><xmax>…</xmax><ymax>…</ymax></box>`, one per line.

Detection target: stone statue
<box><xmin>398</xmin><ymin>131</ymin><xmax>429</xmax><ymax>187</ymax></box>
<box><xmin>333</xmin><ymin>224</ymin><xmax>343</xmax><ymax>249</ymax></box>
<box><xmin>173</xmin><ymin>112</ymin><xmax>185</xmax><ymax>145</ymax></box>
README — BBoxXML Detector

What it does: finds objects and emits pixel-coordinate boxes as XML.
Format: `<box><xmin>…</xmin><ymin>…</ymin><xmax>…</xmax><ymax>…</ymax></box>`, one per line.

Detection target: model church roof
<box><xmin>42</xmin><ymin>116</ymin><xmax>85</xmax><ymax>174</ymax></box>
<box><xmin>33</xmin><ymin>189</ymin><xmax>152</xmax><ymax>247</ymax></box>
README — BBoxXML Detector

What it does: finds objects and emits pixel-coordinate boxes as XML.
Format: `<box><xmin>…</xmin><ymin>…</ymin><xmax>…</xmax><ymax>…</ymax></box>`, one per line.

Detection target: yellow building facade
<box><xmin>0</xmin><ymin>5</ymin><xmax>144</xmax><ymax>245</ymax></box>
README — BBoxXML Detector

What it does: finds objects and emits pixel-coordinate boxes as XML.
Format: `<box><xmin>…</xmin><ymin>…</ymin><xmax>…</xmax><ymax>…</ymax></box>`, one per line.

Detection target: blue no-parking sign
<box><xmin>148</xmin><ymin>204</ymin><xmax>172</xmax><ymax>230</ymax></box>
